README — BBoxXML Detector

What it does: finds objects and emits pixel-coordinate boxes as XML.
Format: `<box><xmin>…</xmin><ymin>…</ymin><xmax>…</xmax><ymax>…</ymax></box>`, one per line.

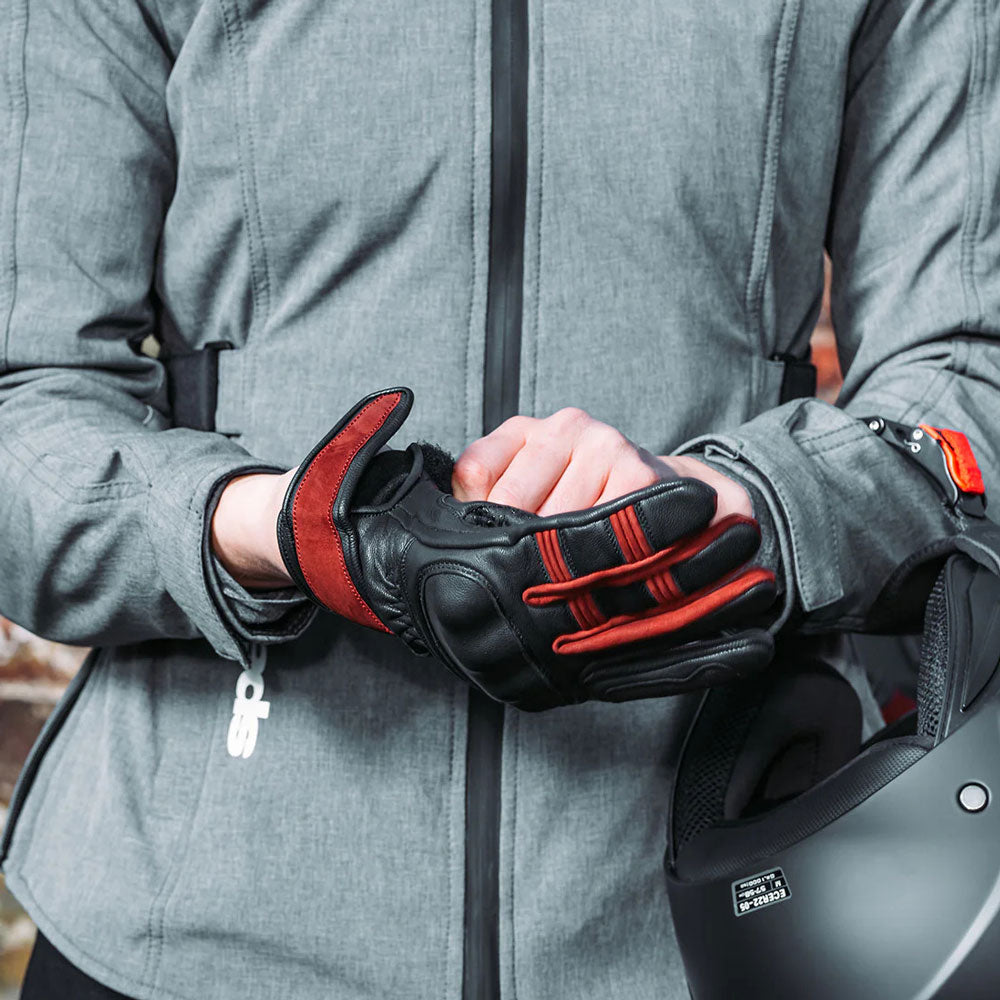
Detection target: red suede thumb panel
<box><xmin>291</xmin><ymin>394</ymin><xmax>400</xmax><ymax>631</ymax></box>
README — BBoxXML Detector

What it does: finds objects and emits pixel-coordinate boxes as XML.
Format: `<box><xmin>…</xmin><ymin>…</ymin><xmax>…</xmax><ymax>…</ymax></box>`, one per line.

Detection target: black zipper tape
<box><xmin>463</xmin><ymin>0</ymin><xmax>529</xmax><ymax>995</ymax></box>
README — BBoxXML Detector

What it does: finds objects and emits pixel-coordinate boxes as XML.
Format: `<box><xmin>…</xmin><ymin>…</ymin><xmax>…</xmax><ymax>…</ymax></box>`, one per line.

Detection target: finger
<box><xmin>523</xmin><ymin>483</ymin><xmax>730</xmax><ymax>622</ymax></box>
<box><xmin>593</xmin><ymin>452</ymin><xmax>663</xmax><ymax>507</ymax></box>
<box><xmin>534</xmin><ymin>452</ymin><xmax>611</xmax><ymax>516</ymax></box>
<box><xmin>540</xmin><ymin>429</ymin><xmax>659</xmax><ymax>515</ymax></box>
<box><xmin>452</xmin><ymin>417</ymin><xmax>532</xmax><ymax>500</ymax></box>
<box><xmin>487</xmin><ymin>436</ymin><xmax>573</xmax><ymax>512</ymax></box>
<box><xmin>528</xmin><ymin>479</ymin><xmax>717</xmax><ymax>594</ymax></box>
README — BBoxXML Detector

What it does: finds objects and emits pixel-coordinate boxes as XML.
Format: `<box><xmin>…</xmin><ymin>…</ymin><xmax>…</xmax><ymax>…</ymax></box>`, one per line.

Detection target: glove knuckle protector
<box><xmin>278</xmin><ymin>388</ymin><xmax>778</xmax><ymax>710</ymax></box>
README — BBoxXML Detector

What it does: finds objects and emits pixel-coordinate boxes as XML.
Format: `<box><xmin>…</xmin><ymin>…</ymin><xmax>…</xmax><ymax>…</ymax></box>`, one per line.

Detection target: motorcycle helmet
<box><xmin>666</xmin><ymin>420</ymin><xmax>1000</xmax><ymax>999</ymax></box>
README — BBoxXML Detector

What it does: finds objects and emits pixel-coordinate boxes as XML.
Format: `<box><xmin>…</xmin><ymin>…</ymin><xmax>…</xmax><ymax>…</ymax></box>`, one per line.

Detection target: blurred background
<box><xmin>0</xmin><ymin>271</ymin><xmax>843</xmax><ymax>997</ymax></box>
<box><xmin>0</xmin><ymin>626</ymin><xmax>87</xmax><ymax>998</ymax></box>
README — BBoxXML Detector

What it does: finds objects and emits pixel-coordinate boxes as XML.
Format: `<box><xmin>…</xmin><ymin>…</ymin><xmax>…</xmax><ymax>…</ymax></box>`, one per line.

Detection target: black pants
<box><xmin>21</xmin><ymin>932</ymin><xmax>136</xmax><ymax>1000</ymax></box>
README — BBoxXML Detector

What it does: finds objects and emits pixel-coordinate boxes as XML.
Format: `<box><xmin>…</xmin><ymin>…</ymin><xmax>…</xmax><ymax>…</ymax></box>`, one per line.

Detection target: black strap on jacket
<box><xmin>774</xmin><ymin>352</ymin><xmax>817</xmax><ymax>405</ymax></box>
<box><xmin>164</xmin><ymin>340</ymin><xmax>232</xmax><ymax>432</ymax></box>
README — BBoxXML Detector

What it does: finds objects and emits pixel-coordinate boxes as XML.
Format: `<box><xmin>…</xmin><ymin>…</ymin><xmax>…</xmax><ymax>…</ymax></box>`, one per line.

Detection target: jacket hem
<box><xmin>1</xmin><ymin>871</ymin><xmax>197</xmax><ymax>1000</ymax></box>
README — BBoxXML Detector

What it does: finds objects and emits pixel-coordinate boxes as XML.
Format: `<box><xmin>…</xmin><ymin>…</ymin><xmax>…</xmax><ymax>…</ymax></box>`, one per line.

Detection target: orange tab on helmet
<box><xmin>918</xmin><ymin>425</ymin><xmax>985</xmax><ymax>496</ymax></box>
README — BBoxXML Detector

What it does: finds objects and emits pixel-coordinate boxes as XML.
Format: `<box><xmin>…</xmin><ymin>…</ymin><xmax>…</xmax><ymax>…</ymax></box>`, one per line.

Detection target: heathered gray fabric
<box><xmin>1</xmin><ymin>0</ymin><xmax>999</xmax><ymax>997</ymax></box>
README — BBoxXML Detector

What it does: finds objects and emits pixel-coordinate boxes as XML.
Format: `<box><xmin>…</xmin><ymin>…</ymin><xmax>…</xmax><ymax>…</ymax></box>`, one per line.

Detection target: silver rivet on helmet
<box><xmin>958</xmin><ymin>783</ymin><xmax>989</xmax><ymax>812</ymax></box>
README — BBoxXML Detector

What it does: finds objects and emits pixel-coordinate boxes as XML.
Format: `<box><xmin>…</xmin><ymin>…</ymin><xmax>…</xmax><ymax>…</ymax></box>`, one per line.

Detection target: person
<box><xmin>0</xmin><ymin>0</ymin><xmax>997</xmax><ymax>997</ymax></box>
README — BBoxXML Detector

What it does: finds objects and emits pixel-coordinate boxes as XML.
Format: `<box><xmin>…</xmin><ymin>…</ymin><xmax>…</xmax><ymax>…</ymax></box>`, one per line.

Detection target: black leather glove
<box><xmin>277</xmin><ymin>388</ymin><xmax>777</xmax><ymax>710</ymax></box>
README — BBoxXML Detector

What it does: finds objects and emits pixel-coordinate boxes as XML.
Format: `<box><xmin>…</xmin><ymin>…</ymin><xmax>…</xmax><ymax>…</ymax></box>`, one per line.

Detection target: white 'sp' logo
<box><xmin>227</xmin><ymin>644</ymin><xmax>270</xmax><ymax>759</ymax></box>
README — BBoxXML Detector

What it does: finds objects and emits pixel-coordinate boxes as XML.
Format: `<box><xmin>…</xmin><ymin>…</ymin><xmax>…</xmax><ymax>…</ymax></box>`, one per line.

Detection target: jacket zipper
<box><xmin>463</xmin><ymin>0</ymin><xmax>529</xmax><ymax>996</ymax></box>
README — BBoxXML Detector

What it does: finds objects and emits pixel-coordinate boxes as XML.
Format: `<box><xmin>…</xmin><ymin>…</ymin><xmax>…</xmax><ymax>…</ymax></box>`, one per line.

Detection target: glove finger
<box><xmin>547</xmin><ymin>566</ymin><xmax>776</xmax><ymax>655</ymax></box>
<box><xmin>660</xmin><ymin>570</ymin><xmax>778</xmax><ymax>641</ymax></box>
<box><xmin>523</xmin><ymin>479</ymin><xmax>717</xmax><ymax>622</ymax></box>
<box><xmin>553</xmin><ymin>477</ymin><xmax>717</xmax><ymax>568</ymax></box>
<box><xmin>523</xmin><ymin>514</ymin><xmax>765</xmax><ymax>623</ymax></box>
<box><xmin>661</xmin><ymin>514</ymin><xmax>762</xmax><ymax>598</ymax></box>
<box><xmin>579</xmin><ymin>629</ymin><xmax>775</xmax><ymax>702</ymax></box>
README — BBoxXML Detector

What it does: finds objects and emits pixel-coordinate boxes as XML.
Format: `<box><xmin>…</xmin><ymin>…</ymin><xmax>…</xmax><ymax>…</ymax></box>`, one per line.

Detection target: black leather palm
<box><xmin>278</xmin><ymin>388</ymin><xmax>777</xmax><ymax>711</ymax></box>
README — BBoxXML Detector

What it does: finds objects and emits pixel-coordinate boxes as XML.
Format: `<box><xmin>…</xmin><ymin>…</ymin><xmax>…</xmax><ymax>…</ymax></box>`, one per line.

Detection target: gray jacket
<box><xmin>1</xmin><ymin>0</ymin><xmax>999</xmax><ymax>997</ymax></box>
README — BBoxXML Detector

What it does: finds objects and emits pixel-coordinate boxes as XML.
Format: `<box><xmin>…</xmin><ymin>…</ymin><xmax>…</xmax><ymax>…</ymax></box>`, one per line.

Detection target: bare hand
<box><xmin>451</xmin><ymin>407</ymin><xmax>751</xmax><ymax>522</ymax></box>
<box><xmin>211</xmin><ymin>469</ymin><xmax>296</xmax><ymax>589</ymax></box>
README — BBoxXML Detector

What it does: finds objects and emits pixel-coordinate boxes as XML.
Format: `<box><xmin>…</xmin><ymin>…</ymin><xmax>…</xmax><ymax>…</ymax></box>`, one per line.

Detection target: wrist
<box><xmin>211</xmin><ymin>470</ymin><xmax>296</xmax><ymax>590</ymax></box>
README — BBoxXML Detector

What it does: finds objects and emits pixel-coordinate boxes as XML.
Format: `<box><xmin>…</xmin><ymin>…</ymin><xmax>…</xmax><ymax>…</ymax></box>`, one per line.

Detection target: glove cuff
<box><xmin>277</xmin><ymin>387</ymin><xmax>413</xmax><ymax>628</ymax></box>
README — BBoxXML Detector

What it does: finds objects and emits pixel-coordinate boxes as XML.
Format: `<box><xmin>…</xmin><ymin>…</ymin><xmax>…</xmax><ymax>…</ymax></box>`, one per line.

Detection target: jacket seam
<box><xmin>217</xmin><ymin>0</ymin><xmax>271</xmax><ymax>337</ymax></box>
<box><xmin>1</xmin><ymin>649</ymin><xmax>103</xmax><ymax>868</ymax></box>
<box><xmin>799</xmin><ymin>431</ymin><xmax>878</xmax><ymax>462</ymax></box>
<box><xmin>898</xmin><ymin>348</ymin><xmax>959</xmax><ymax>426</ymax></box>
<box><xmin>191</xmin><ymin>463</ymin><xmax>265</xmax><ymax>658</ymax></box>
<box><xmin>786</xmin><ymin>416</ymin><xmax>860</xmax><ymax>451</ymax></box>
<box><xmin>766</xmin><ymin>441</ymin><xmax>842</xmax><ymax>611</ymax></box>
<box><xmin>0</xmin><ymin>435</ymin><xmax>146</xmax><ymax>502</ymax></box>
<box><xmin>960</xmin><ymin>0</ymin><xmax>987</xmax><ymax>329</ymax></box>
<box><xmin>530</xmin><ymin>0</ymin><xmax>545</xmax><ymax>420</ymax></box>
<box><xmin>6</xmin><ymin>874</ymin><xmax>190</xmax><ymax>1000</ymax></box>
<box><xmin>743</xmin><ymin>0</ymin><xmax>802</xmax><ymax>361</ymax></box>
<box><xmin>132</xmin><ymin>449</ymin><xmax>254</xmax><ymax>661</ymax></box>
<box><xmin>144</xmin><ymin>689</ymin><xmax>228</xmax><ymax>990</ymax></box>
<box><xmin>0</xmin><ymin>0</ymin><xmax>28</xmax><ymax>373</ymax></box>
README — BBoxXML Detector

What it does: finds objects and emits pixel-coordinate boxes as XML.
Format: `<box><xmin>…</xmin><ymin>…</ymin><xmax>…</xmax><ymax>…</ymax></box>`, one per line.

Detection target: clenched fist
<box><xmin>452</xmin><ymin>406</ymin><xmax>752</xmax><ymax>522</ymax></box>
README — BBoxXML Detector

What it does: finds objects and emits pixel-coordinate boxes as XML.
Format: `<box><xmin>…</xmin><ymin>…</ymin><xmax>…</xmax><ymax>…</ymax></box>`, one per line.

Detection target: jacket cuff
<box><xmin>675</xmin><ymin>399</ymin><xmax>961</xmax><ymax>632</ymax></box>
<box><xmin>142</xmin><ymin>443</ymin><xmax>313</xmax><ymax>667</ymax></box>
<box><xmin>204</xmin><ymin>474</ymin><xmax>317</xmax><ymax>647</ymax></box>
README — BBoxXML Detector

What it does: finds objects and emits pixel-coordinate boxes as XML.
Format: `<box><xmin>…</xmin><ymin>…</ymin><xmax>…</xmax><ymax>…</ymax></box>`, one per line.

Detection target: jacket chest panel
<box><xmin>218</xmin><ymin>0</ymin><xmax>483</xmax><ymax>337</ymax></box>
<box><xmin>162</xmin><ymin>0</ymin><xmax>865</xmax><ymax>458</ymax></box>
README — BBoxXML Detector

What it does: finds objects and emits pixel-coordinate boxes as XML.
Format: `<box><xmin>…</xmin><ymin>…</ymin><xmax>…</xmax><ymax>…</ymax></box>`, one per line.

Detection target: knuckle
<box><xmin>500</xmin><ymin>414</ymin><xmax>533</xmax><ymax>435</ymax></box>
<box><xmin>603</xmin><ymin>427</ymin><xmax>630</xmax><ymax>450</ymax></box>
<box><xmin>587</xmin><ymin>424</ymin><xmax>628</xmax><ymax>455</ymax></box>
<box><xmin>552</xmin><ymin>406</ymin><xmax>590</xmax><ymax>429</ymax></box>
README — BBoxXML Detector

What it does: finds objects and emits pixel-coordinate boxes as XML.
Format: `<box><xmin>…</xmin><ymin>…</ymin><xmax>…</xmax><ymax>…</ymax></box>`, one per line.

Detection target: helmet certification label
<box><xmin>732</xmin><ymin>868</ymin><xmax>791</xmax><ymax>917</ymax></box>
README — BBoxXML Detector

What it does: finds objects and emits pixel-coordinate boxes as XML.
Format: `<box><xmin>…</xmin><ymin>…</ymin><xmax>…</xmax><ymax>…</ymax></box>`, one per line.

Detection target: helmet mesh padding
<box><xmin>917</xmin><ymin>569</ymin><xmax>950</xmax><ymax>739</ymax></box>
<box><xmin>671</xmin><ymin>681</ymin><xmax>768</xmax><ymax>857</ymax></box>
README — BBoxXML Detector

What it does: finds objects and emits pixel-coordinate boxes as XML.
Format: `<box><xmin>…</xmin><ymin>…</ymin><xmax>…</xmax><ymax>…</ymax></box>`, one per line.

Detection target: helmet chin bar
<box><xmin>666</xmin><ymin>418</ymin><xmax>1000</xmax><ymax>1000</ymax></box>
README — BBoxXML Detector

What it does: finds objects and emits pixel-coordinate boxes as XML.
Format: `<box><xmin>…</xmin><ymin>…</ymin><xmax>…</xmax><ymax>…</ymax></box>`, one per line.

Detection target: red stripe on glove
<box><xmin>524</xmin><ymin>515</ymin><xmax>756</xmax><ymax>606</ymax></box>
<box><xmin>550</xmin><ymin>567</ymin><xmax>775</xmax><ymax>655</ymax></box>
<box><xmin>535</xmin><ymin>528</ymin><xmax>604</xmax><ymax>629</ymax></box>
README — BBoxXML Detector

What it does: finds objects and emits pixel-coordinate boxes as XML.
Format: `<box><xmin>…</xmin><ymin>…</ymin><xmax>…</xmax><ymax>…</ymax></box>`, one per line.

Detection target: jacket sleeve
<box><xmin>678</xmin><ymin>0</ymin><xmax>1000</xmax><ymax>633</ymax></box>
<box><xmin>0</xmin><ymin>0</ymin><xmax>312</xmax><ymax>665</ymax></box>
